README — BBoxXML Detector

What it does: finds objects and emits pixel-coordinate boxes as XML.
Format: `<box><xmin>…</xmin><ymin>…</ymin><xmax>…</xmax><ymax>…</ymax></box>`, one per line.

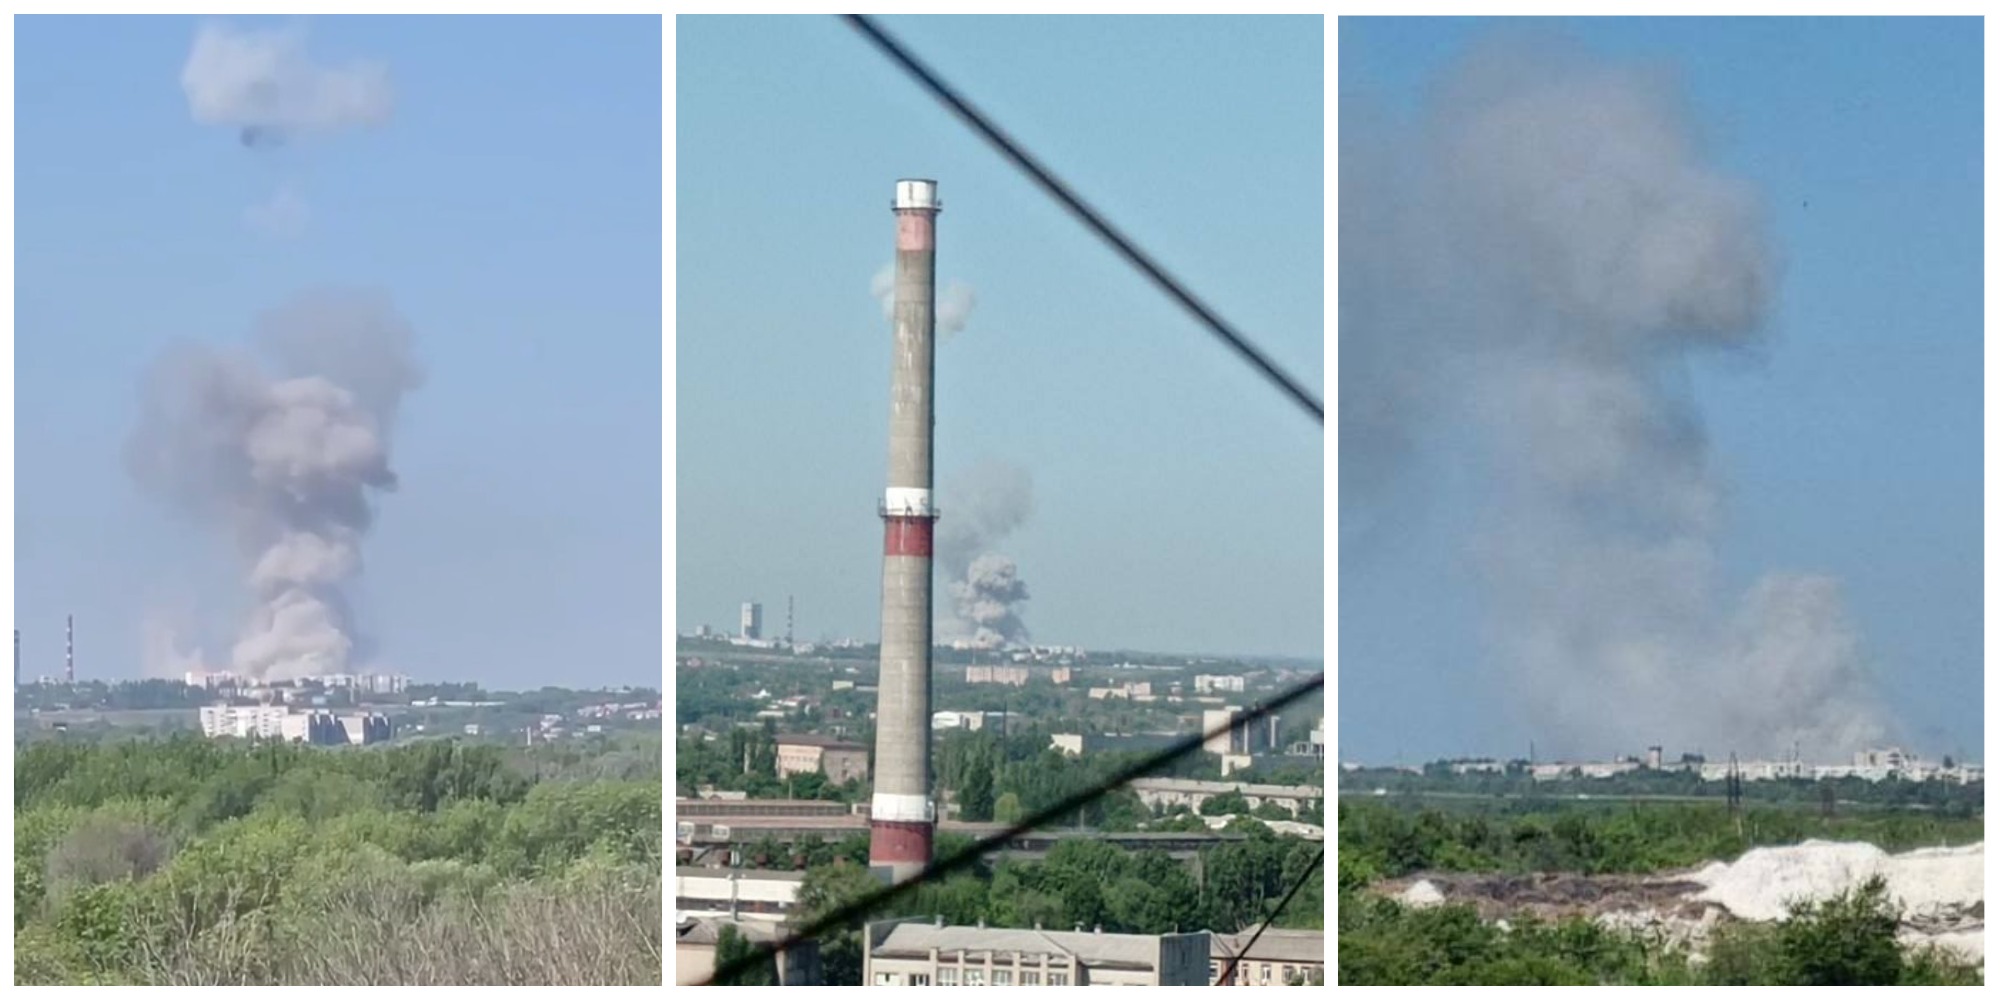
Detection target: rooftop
<box><xmin>872</xmin><ymin>921</ymin><xmax>1204</xmax><ymax>972</ymax></box>
<box><xmin>1212</xmin><ymin>927</ymin><xmax>1324</xmax><ymax>964</ymax></box>
<box><xmin>774</xmin><ymin>733</ymin><xmax>868</xmax><ymax>751</ymax></box>
<box><xmin>1128</xmin><ymin>777</ymin><xmax>1324</xmax><ymax>798</ymax></box>
<box><xmin>676</xmin><ymin>867</ymin><xmax>808</xmax><ymax>883</ymax></box>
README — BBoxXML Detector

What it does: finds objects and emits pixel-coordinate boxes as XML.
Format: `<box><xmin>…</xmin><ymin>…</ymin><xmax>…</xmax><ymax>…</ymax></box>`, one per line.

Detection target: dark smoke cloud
<box><xmin>937</xmin><ymin>462</ymin><xmax>1034</xmax><ymax>649</ymax></box>
<box><xmin>125</xmin><ymin>289</ymin><xmax>422</xmax><ymax>682</ymax></box>
<box><xmin>1343</xmin><ymin>37</ymin><xmax>1887</xmax><ymax>758</ymax></box>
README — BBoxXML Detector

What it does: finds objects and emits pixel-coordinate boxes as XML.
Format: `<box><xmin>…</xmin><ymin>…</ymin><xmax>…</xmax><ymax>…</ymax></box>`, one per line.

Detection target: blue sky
<box><xmin>677</xmin><ymin>16</ymin><xmax>1323</xmax><ymax>657</ymax></box>
<box><xmin>16</xmin><ymin>15</ymin><xmax>662</xmax><ymax>689</ymax></box>
<box><xmin>1339</xmin><ymin>18</ymin><xmax>1982</xmax><ymax>762</ymax></box>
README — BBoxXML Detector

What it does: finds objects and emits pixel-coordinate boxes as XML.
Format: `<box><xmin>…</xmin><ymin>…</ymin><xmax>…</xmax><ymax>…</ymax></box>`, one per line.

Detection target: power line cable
<box><xmin>1212</xmin><ymin>845</ymin><xmax>1324</xmax><ymax>986</ymax></box>
<box><xmin>841</xmin><ymin>14</ymin><xmax>1324</xmax><ymax>426</ymax></box>
<box><xmin>700</xmin><ymin>672</ymin><xmax>1325</xmax><ymax>984</ymax></box>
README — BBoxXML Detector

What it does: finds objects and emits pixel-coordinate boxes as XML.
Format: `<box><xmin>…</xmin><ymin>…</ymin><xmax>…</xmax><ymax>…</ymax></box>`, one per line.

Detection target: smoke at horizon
<box><xmin>937</xmin><ymin>462</ymin><xmax>1034</xmax><ymax>650</ymax></box>
<box><xmin>125</xmin><ymin>289</ymin><xmax>422</xmax><ymax>683</ymax></box>
<box><xmin>1341</xmin><ymin>37</ymin><xmax>1889</xmax><ymax>759</ymax></box>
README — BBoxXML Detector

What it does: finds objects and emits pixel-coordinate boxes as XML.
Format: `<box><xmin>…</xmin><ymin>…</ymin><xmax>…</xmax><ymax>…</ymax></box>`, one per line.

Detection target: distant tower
<box><xmin>786</xmin><ymin>595</ymin><xmax>795</xmax><ymax>647</ymax></box>
<box><xmin>65</xmin><ymin>614</ymin><xmax>74</xmax><ymax>684</ymax></box>
<box><xmin>741</xmin><ymin>602</ymin><xmax>763</xmax><ymax>641</ymax></box>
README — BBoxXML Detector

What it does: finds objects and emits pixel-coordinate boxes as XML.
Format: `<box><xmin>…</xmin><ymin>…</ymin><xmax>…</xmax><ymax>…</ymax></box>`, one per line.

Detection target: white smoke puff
<box><xmin>126</xmin><ymin>289</ymin><xmax>419</xmax><ymax>683</ymax></box>
<box><xmin>1344</xmin><ymin>36</ymin><xmax>1888</xmax><ymax>758</ymax></box>
<box><xmin>871</xmin><ymin>263</ymin><xmax>977</xmax><ymax>338</ymax></box>
<box><xmin>182</xmin><ymin>22</ymin><xmax>394</xmax><ymax>139</ymax></box>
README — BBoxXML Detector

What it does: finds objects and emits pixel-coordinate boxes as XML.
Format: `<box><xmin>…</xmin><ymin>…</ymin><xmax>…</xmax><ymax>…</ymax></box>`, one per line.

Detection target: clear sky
<box><xmin>1339</xmin><ymin>18</ymin><xmax>1982</xmax><ymax>762</ymax></box>
<box><xmin>16</xmin><ymin>15</ymin><xmax>663</xmax><ymax>689</ymax></box>
<box><xmin>677</xmin><ymin>16</ymin><xmax>1323</xmax><ymax>657</ymax></box>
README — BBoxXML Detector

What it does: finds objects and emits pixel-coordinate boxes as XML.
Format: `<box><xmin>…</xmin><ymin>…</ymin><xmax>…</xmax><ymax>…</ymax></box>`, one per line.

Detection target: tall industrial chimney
<box><xmin>870</xmin><ymin>178</ymin><xmax>942</xmax><ymax>884</ymax></box>
<box><xmin>65</xmin><ymin>614</ymin><xmax>74</xmax><ymax>684</ymax></box>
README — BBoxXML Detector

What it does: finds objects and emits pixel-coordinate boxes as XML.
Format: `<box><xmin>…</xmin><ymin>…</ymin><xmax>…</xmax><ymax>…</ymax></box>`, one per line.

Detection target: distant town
<box><xmin>1344</xmin><ymin>745</ymin><xmax>1982</xmax><ymax>786</ymax></box>
<box><xmin>14</xmin><ymin>670</ymin><xmax>662</xmax><ymax>748</ymax></box>
<box><xmin>673</xmin><ymin>616</ymin><xmax>1326</xmax><ymax>987</ymax></box>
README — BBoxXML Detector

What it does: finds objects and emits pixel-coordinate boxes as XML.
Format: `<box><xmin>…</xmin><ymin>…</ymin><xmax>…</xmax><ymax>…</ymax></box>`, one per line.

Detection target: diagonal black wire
<box><xmin>842</xmin><ymin>13</ymin><xmax>1324</xmax><ymax>426</ymax></box>
<box><xmin>700</xmin><ymin>672</ymin><xmax>1325</xmax><ymax>985</ymax></box>
<box><xmin>1213</xmin><ymin>845</ymin><xmax>1324</xmax><ymax>986</ymax></box>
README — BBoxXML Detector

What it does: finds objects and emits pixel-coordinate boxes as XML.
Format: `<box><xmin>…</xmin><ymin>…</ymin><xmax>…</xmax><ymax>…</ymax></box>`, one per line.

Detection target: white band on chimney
<box><xmin>871</xmin><ymin>793</ymin><xmax>936</xmax><ymax>823</ymax></box>
<box><xmin>884</xmin><ymin>487</ymin><xmax>933</xmax><ymax>516</ymax></box>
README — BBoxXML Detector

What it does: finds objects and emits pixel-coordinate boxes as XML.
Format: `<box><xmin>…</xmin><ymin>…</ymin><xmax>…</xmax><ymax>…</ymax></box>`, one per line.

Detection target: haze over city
<box><xmin>677</xmin><ymin>15</ymin><xmax>1322</xmax><ymax>659</ymax></box>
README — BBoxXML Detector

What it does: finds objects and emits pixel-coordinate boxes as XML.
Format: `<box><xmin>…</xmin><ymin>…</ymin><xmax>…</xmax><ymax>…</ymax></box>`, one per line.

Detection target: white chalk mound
<box><xmin>1691</xmin><ymin>840</ymin><xmax>1982</xmax><ymax>923</ymax></box>
<box><xmin>1401</xmin><ymin>879</ymin><xmax>1446</xmax><ymax>908</ymax></box>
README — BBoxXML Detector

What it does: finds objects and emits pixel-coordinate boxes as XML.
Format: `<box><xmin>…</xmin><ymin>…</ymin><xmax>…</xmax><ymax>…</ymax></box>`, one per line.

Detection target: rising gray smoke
<box><xmin>126</xmin><ymin>289</ymin><xmax>422</xmax><ymax>682</ymax></box>
<box><xmin>1342</xmin><ymin>37</ymin><xmax>1888</xmax><ymax>758</ymax></box>
<box><xmin>936</xmin><ymin>462</ymin><xmax>1034</xmax><ymax>649</ymax></box>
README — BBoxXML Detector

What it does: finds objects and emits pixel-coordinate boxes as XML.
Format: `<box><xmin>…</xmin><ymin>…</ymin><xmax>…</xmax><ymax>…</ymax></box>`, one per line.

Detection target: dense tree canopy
<box><xmin>15</xmin><ymin>734</ymin><xmax>662</xmax><ymax>985</ymax></box>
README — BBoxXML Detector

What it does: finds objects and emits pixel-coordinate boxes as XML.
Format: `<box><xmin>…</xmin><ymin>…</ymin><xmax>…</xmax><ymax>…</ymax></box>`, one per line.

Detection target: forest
<box><xmin>14</xmin><ymin>733</ymin><xmax>662</xmax><ymax>986</ymax></box>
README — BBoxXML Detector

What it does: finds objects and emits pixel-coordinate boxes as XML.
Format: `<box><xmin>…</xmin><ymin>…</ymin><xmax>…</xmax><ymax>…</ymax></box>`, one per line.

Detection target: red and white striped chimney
<box><xmin>869</xmin><ymin>178</ymin><xmax>942</xmax><ymax>884</ymax></box>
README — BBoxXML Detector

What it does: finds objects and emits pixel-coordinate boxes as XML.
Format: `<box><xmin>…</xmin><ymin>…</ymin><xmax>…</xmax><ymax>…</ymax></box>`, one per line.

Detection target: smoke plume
<box><xmin>125</xmin><ymin>289</ymin><xmax>422</xmax><ymax>682</ymax></box>
<box><xmin>871</xmin><ymin>263</ymin><xmax>978</xmax><ymax>338</ymax></box>
<box><xmin>183</xmin><ymin>22</ymin><xmax>393</xmax><ymax>238</ymax></box>
<box><xmin>937</xmin><ymin>462</ymin><xmax>1034</xmax><ymax>649</ymax></box>
<box><xmin>1342</xmin><ymin>37</ymin><xmax>1888</xmax><ymax>758</ymax></box>
<box><xmin>182</xmin><ymin>22</ymin><xmax>394</xmax><ymax>141</ymax></box>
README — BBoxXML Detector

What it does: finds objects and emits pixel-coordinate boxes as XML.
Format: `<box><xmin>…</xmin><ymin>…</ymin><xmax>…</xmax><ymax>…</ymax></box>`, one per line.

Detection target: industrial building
<box><xmin>964</xmin><ymin>664</ymin><xmax>1029</xmax><ymax>686</ymax></box>
<box><xmin>1201</xmin><ymin>707</ymin><xmax>1280</xmax><ymax>756</ymax></box>
<box><xmin>1210</xmin><ymin>928</ymin><xmax>1325</xmax><ymax>986</ymax></box>
<box><xmin>676</xmin><ymin>915</ymin><xmax>820</xmax><ymax>986</ymax></box>
<box><xmin>864</xmin><ymin>918</ymin><xmax>1210</xmax><ymax>986</ymax></box>
<box><xmin>1128</xmin><ymin>777</ymin><xmax>1322</xmax><ymax>818</ymax></box>
<box><xmin>773</xmin><ymin>734</ymin><xmax>870</xmax><ymax>785</ymax></box>
<box><xmin>741</xmin><ymin>602</ymin><xmax>763</xmax><ymax>640</ymax></box>
<box><xmin>1193</xmin><ymin>673</ymin><xmax>1247</xmax><ymax>695</ymax></box>
<box><xmin>674</xmin><ymin>866</ymin><xmax>803</xmax><ymax>923</ymax></box>
<box><xmin>198</xmin><ymin>705</ymin><xmax>392</xmax><ymax>745</ymax></box>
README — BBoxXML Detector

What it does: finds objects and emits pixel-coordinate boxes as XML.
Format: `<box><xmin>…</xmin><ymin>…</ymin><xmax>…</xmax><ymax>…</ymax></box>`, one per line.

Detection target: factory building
<box><xmin>774</xmin><ymin>734</ymin><xmax>871</xmax><ymax>785</ymax></box>
<box><xmin>676</xmin><ymin>915</ymin><xmax>821</xmax><ymax>986</ymax></box>
<box><xmin>1210</xmin><ymin>928</ymin><xmax>1325</xmax><ymax>986</ymax></box>
<box><xmin>864</xmin><ymin>918</ymin><xmax>1210</xmax><ymax>987</ymax></box>
<box><xmin>674</xmin><ymin>866</ymin><xmax>804</xmax><ymax>924</ymax></box>
<box><xmin>1128</xmin><ymin>777</ymin><xmax>1322</xmax><ymax>818</ymax></box>
<box><xmin>964</xmin><ymin>665</ymin><xmax>1029</xmax><ymax>686</ymax></box>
